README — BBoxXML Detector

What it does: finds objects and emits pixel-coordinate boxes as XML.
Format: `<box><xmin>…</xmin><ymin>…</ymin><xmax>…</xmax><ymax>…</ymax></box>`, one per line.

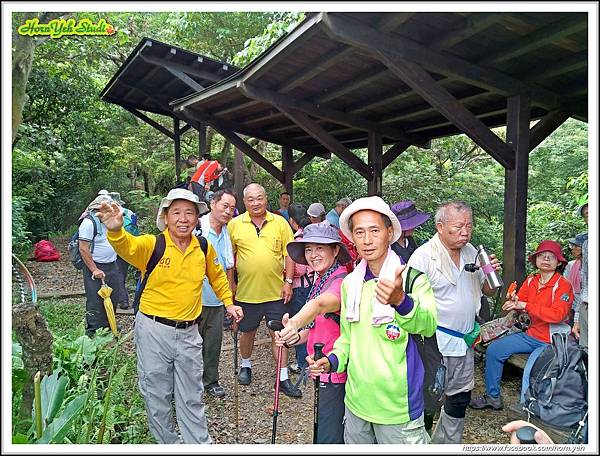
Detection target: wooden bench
<box><xmin>475</xmin><ymin>344</ymin><xmax>529</xmax><ymax>370</ymax></box>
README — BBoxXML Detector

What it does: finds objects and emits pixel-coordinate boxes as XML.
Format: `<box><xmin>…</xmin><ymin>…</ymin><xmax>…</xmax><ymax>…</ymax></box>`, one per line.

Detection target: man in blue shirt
<box><xmin>326</xmin><ymin>197</ymin><xmax>352</xmax><ymax>228</ymax></box>
<box><xmin>276</xmin><ymin>191</ymin><xmax>291</xmax><ymax>221</ymax></box>
<box><xmin>197</xmin><ymin>189</ymin><xmax>237</xmax><ymax>397</ymax></box>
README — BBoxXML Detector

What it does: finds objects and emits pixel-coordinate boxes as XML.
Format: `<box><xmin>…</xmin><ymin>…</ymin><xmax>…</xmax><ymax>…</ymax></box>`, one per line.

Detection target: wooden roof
<box><xmin>171</xmin><ymin>12</ymin><xmax>587</xmax><ymax>155</ymax></box>
<box><xmin>100</xmin><ymin>37</ymin><xmax>239</xmax><ymax>117</ymax></box>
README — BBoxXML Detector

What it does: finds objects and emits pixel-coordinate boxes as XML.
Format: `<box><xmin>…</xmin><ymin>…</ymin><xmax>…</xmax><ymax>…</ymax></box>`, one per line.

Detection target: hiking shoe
<box><xmin>206</xmin><ymin>383</ymin><xmax>226</xmax><ymax>398</ymax></box>
<box><xmin>288</xmin><ymin>362</ymin><xmax>300</xmax><ymax>373</ymax></box>
<box><xmin>469</xmin><ymin>393</ymin><xmax>503</xmax><ymax>410</ymax></box>
<box><xmin>118</xmin><ymin>302</ymin><xmax>130</xmax><ymax>310</ymax></box>
<box><xmin>238</xmin><ymin>367</ymin><xmax>251</xmax><ymax>385</ymax></box>
<box><xmin>278</xmin><ymin>379</ymin><xmax>302</xmax><ymax>398</ymax></box>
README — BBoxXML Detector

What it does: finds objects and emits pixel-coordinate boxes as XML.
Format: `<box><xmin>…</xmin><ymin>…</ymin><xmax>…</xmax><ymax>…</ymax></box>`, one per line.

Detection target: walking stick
<box><xmin>267</xmin><ymin>320</ymin><xmax>285</xmax><ymax>444</ymax></box>
<box><xmin>312</xmin><ymin>342</ymin><xmax>325</xmax><ymax>444</ymax></box>
<box><xmin>232</xmin><ymin>326</ymin><xmax>239</xmax><ymax>443</ymax></box>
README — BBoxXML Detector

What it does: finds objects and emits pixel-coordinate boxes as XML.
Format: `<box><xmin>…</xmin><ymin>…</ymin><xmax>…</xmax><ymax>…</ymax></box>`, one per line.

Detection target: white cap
<box><xmin>339</xmin><ymin>196</ymin><xmax>402</xmax><ymax>243</ymax></box>
<box><xmin>156</xmin><ymin>188</ymin><xmax>208</xmax><ymax>231</ymax></box>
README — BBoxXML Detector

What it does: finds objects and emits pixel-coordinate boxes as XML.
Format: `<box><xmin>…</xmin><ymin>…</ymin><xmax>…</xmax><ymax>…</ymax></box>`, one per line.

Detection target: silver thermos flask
<box><xmin>476</xmin><ymin>245</ymin><xmax>503</xmax><ymax>290</ymax></box>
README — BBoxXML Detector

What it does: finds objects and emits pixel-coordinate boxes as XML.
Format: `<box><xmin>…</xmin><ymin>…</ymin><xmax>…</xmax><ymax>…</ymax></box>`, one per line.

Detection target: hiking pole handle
<box><xmin>312</xmin><ymin>343</ymin><xmax>325</xmax><ymax>444</ymax></box>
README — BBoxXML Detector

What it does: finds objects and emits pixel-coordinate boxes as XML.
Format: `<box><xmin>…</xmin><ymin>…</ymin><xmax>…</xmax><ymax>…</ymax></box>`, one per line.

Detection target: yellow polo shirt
<box><xmin>228</xmin><ymin>211</ymin><xmax>294</xmax><ymax>303</ymax></box>
<box><xmin>107</xmin><ymin>228</ymin><xmax>232</xmax><ymax>320</ymax></box>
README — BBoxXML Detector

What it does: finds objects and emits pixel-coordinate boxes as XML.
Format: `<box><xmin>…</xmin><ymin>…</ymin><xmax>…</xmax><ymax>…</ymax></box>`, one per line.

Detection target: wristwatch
<box><xmin>284</xmin><ymin>278</ymin><xmax>293</xmax><ymax>284</ymax></box>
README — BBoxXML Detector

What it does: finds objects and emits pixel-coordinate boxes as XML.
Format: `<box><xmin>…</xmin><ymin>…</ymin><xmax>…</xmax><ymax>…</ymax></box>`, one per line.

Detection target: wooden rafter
<box><xmin>276</xmin><ymin>105</ymin><xmax>371</xmax><ymax>179</ymax></box>
<box><xmin>122</xmin><ymin>106</ymin><xmax>174</xmax><ymax>139</ymax></box>
<box><xmin>238</xmin><ymin>82</ymin><xmax>428</xmax><ymax>145</ymax></box>
<box><xmin>321</xmin><ymin>12</ymin><xmax>566</xmax><ymax>111</ymax></box>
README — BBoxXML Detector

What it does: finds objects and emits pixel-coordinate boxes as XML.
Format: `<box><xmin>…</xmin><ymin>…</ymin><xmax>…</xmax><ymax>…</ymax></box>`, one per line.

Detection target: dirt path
<box><xmin>24</xmin><ymin>237</ymin><xmax>521</xmax><ymax>445</ymax></box>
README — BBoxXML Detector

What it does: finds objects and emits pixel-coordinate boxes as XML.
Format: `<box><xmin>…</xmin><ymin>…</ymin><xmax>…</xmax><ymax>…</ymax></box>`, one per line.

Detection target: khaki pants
<box><xmin>343</xmin><ymin>407</ymin><xmax>430</xmax><ymax>444</ymax></box>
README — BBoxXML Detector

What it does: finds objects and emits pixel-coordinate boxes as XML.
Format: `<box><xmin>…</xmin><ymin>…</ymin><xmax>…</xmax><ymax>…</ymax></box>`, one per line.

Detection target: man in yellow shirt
<box><xmin>97</xmin><ymin>188</ymin><xmax>243</xmax><ymax>444</ymax></box>
<box><xmin>228</xmin><ymin>183</ymin><xmax>301</xmax><ymax>398</ymax></box>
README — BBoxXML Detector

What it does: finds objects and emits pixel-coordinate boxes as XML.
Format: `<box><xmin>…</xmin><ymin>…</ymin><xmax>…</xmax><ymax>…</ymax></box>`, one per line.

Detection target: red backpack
<box><xmin>34</xmin><ymin>240</ymin><xmax>61</xmax><ymax>262</ymax></box>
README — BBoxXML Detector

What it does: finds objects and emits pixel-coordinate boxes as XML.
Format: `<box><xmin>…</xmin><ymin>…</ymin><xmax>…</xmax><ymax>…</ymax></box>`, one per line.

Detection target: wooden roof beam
<box><xmin>481</xmin><ymin>14</ymin><xmax>588</xmax><ymax>66</ymax></box>
<box><xmin>380</xmin><ymin>57</ymin><xmax>515</xmax><ymax>169</ymax></box>
<box><xmin>529</xmin><ymin>110</ymin><xmax>570</xmax><ymax>151</ymax></box>
<box><xmin>382</xmin><ymin>142</ymin><xmax>410</xmax><ymax>168</ymax></box>
<box><xmin>238</xmin><ymin>82</ymin><xmax>428</xmax><ymax>146</ymax></box>
<box><xmin>429</xmin><ymin>12</ymin><xmax>502</xmax><ymax>50</ymax></box>
<box><xmin>163</xmin><ymin>66</ymin><xmax>206</xmax><ymax>92</ymax></box>
<box><xmin>138</xmin><ymin>52</ymin><xmax>224</xmax><ymax>82</ymax></box>
<box><xmin>522</xmin><ymin>51</ymin><xmax>587</xmax><ymax>81</ymax></box>
<box><xmin>123</xmin><ymin>106</ymin><xmax>174</xmax><ymax>140</ymax></box>
<box><xmin>276</xmin><ymin>105</ymin><xmax>371</xmax><ymax>179</ymax></box>
<box><xmin>321</xmin><ymin>12</ymin><xmax>565</xmax><ymax>111</ymax></box>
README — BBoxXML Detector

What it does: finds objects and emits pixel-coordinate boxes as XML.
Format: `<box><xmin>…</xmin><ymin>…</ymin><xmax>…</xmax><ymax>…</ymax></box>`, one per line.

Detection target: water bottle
<box><xmin>476</xmin><ymin>245</ymin><xmax>503</xmax><ymax>290</ymax></box>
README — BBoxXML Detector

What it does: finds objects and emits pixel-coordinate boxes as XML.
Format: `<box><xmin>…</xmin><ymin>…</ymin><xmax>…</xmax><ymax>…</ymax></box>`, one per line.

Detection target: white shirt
<box><xmin>408</xmin><ymin>239</ymin><xmax>484</xmax><ymax>356</ymax></box>
<box><xmin>78</xmin><ymin>215</ymin><xmax>117</xmax><ymax>263</ymax></box>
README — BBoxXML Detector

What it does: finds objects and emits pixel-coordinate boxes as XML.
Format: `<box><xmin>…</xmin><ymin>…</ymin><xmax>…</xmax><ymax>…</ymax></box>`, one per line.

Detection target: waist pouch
<box><xmin>437</xmin><ymin>321</ymin><xmax>481</xmax><ymax>348</ymax></box>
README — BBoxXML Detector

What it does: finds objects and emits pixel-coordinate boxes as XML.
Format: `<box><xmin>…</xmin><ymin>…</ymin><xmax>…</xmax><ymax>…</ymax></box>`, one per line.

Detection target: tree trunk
<box><xmin>12</xmin><ymin>12</ymin><xmax>66</xmax><ymax>144</ymax></box>
<box><xmin>142</xmin><ymin>171</ymin><xmax>150</xmax><ymax>196</ymax></box>
<box><xmin>12</xmin><ymin>303</ymin><xmax>54</xmax><ymax>431</ymax></box>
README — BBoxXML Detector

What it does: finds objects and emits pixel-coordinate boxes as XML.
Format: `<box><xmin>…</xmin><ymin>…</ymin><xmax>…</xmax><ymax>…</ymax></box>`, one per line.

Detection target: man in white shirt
<box><xmin>79</xmin><ymin>193</ymin><xmax>126</xmax><ymax>336</ymax></box>
<box><xmin>408</xmin><ymin>201</ymin><xmax>501</xmax><ymax>444</ymax></box>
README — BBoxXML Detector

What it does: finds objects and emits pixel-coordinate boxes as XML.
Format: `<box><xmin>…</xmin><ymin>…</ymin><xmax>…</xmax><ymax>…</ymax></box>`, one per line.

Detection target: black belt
<box><xmin>142</xmin><ymin>312</ymin><xmax>200</xmax><ymax>329</ymax></box>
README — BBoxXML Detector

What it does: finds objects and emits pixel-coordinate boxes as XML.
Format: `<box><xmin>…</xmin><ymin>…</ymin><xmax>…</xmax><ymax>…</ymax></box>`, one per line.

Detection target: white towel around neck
<box><xmin>345</xmin><ymin>247</ymin><xmax>401</xmax><ymax>326</ymax></box>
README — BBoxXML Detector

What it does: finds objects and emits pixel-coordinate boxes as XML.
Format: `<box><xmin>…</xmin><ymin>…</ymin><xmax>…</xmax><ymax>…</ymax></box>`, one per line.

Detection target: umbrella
<box><xmin>97</xmin><ymin>279</ymin><xmax>118</xmax><ymax>336</ymax></box>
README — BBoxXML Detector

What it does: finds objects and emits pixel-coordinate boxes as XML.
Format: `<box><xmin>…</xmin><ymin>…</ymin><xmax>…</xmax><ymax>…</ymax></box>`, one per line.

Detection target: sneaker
<box><xmin>238</xmin><ymin>367</ymin><xmax>251</xmax><ymax>385</ymax></box>
<box><xmin>278</xmin><ymin>378</ymin><xmax>302</xmax><ymax>398</ymax></box>
<box><xmin>206</xmin><ymin>383</ymin><xmax>226</xmax><ymax>398</ymax></box>
<box><xmin>118</xmin><ymin>302</ymin><xmax>130</xmax><ymax>310</ymax></box>
<box><xmin>288</xmin><ymin>362</ymin><xmax>300</xmax><ymax>373</ymax></box>
<box><xmin>469</xmin><ymin>393</ymin><xmax>503</xmax><ymax>410</ymax></box>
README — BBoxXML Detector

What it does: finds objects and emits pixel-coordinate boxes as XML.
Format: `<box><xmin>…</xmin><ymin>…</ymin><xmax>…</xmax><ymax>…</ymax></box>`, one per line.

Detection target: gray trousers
<box><xmin>82</xmin><ymin>260</ymin><xmax>122</xmax><ymax>336</ymax></box>
<box><xmin>343</xmin><ymin>407</ymin><xmax>430</xmax><ymax>444</ymax></box>
<box><xmin>135</xmin><ymin>312</ymin><xmax>211</xmax><ymax>444</ymax></box>
<box><xmin>198</xmin><ymin>305</ymin><xmax>224</xmax><ymax>387</ymax></box>
<box><xmin>580</xmin><ymin>302</ymin><xmax>588</xmax><ymax>349</ymax></box>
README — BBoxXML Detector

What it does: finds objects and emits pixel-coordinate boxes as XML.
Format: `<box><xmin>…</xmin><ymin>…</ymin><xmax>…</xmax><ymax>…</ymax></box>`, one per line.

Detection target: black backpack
<box><xmin>67</xmin><ymin>214</ymin><xmax>101</xmax><ymax>270</ymax></box>
<box><xmin>132</xmin><ymin>233</ymin><xmax>208</xmax><ymax>313</ymax></box>
<box><xmin>523</xmin><ymin>332</ymin><xmax>587</xmax><ymax>430</ymax></box>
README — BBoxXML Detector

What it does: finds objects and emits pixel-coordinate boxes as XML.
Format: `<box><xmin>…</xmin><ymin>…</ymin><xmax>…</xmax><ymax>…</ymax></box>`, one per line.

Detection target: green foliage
<box><xmin>12</xmin><ymin>196</ymin><xmax>32</xmax><ymax>257</ymax></box>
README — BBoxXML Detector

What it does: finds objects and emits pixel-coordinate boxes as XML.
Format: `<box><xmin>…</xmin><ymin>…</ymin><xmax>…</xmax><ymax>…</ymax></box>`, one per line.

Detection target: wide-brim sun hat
<box><xmin>568</xmin><ymin>233</ymin><xmax>588</xmax><ymax>247</ymax></box>
<box><xmin>528</xmin><ymin>239</ymin><xmax>567</xmax><ymax>267</ymax></box>
<box><xmin>339</xmin><ymin>196</ymin><xmax>402</xmax><ymax>243</ymax></box>
<box><xmin>287</xmin><ymin>222</ymin><xmax>352</xmax><ymax>265</ymax></box>
<box><xmin>390</xmin><ymin>200</ymin><xmax>430</xmax><ymax>231</ymax></box>
<box><xmin>156</xmin><ymin>188</ymin><xmax>208</xmax><ymax>231</ymax></box>
<box><xmin>88</xmin><ymin>194</ymin><xmax>115</xmax><ymax>211</ymax></box>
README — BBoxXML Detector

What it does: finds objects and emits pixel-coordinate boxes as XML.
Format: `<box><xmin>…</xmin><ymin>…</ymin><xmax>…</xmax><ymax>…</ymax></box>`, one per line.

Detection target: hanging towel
<box><xmin>345</xmin><ymin>247</ymin><xmax>401</xmax><ymax>326</ymax></box>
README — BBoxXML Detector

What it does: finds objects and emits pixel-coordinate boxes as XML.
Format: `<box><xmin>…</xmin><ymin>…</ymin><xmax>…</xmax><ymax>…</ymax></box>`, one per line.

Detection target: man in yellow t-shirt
<box><xmin>97</xmin><ymin>188</ymin><xmax>243</xmax><ymax>444</ymax></box>
<box><xmin>227</xmin><ymin>183</ymin><xmax>301</xmax><ymax>398</ymax></box>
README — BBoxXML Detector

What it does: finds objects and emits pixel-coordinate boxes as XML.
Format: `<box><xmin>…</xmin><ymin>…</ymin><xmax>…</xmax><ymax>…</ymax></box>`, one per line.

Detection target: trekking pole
<box><xmin>232</xmin><ymin>326</ymin><xmax>239</xmax><ymax>444</ymax></box>
<box><xmin>312</xmin><ymin>342</ymin><xmax>325</xmax><ymax>444</ymax></box>
<box><xmin>267</xmin><ymin>320</ymin><xmax>285</xmax><ymax>444</ymax></box>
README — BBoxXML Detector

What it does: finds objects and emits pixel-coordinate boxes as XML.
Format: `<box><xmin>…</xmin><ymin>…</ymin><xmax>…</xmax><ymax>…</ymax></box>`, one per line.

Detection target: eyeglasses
<box><xmin>537</xmin><ymin>252</ymin><xmax>557</xmax><ymax>261</ymax></box>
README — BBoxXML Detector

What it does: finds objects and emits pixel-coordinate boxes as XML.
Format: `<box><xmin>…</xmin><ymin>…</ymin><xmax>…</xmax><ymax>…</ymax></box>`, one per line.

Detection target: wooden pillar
<box><xmin>368</xmin><ymin>131</ymin><xmax>383</xmax><ymax>196</ymax></box>
<box><xmin>282</xmin><ymin>145</ymin><xmax>294</xmax><ymax>198</ymax></box>
<box><xmin>234</xmin><ymin>147</ymin><xmax>245</xmax><ymax>211</ymax></box>
<box><xmin>174</xmin><ymin>117</ymin><xmax>181</xmax><ymax>181</ymax></box>
<box><xmin>198</xmin><ymin>122</ymin><xmax>207</xmax><ymax>157</ymax></box>
<box><xmin>503</xmin><ymin>95</ymin><xmax>531</xmax><ymax>290</ymax></box>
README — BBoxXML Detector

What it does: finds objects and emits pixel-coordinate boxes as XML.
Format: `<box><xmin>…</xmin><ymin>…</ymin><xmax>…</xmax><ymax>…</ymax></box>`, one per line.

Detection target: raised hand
<box><xmin>375</xmin><ymin>264</ymin><xmax>406</xmax><ymax>306</ymax></box>
<box><xmin>96</xmin><ymin>201</ymin><xmax>124</xmax><ymax>232</ymax></box>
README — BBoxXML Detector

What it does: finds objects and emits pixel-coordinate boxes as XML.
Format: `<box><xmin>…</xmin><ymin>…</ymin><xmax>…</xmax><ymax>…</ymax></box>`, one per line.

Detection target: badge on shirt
<box><xmin>560</xmin><ymin>293</ymin><xmax>570</xmax><ymax>302</ymax></box>
<box><xmin>214</xmin><ymin>257</ymin><xmax>219</xmax><ymax>266</ymax></box>
<box><xmin>385</xmin><ymin>323</ymin><xmax>401</xmax><ymax>341</ymax></box>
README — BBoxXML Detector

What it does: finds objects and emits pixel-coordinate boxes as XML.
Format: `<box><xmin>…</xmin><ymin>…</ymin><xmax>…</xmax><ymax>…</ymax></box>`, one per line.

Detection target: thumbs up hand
<box><xmin>375</xmin><ymin>264</ymin><xmax>407</xmax><ymax>307</ymax></box>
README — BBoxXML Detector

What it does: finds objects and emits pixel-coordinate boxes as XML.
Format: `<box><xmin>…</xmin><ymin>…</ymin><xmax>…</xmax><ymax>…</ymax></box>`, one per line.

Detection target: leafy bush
<box><xmin>12</xmin><ymin>196</ymin><xmax>32</xmax><ymax>257</ymax></box>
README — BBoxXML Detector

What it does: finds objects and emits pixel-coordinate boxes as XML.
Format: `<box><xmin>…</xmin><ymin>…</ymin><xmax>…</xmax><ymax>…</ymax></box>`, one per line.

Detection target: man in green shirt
<box><xmin>308</xmin><ymin>196</ymin><xmax>437</xmax><ymax>444</ymax></box>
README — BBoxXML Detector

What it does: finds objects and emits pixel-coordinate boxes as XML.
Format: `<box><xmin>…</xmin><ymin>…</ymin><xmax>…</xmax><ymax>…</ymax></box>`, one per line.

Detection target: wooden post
<box><xmin>234</xmin><ymin>147</ymin><xmax>245</xmax><ymax>212</ymax></box>
<box><xmin>368</xmin><ymin>131</ymin><xmax>382</xmax><ymax>196</ymax></box>
<box><xmin>282</xmin><ymin>145</ymin><xmax>294</xmax><ymax>198</ymax></box>
<box><xmin>198</xmin><ymin>122</ymin><xmax>207</xmax><ymax>157</ymax></box>
<box><xmin>174</xmin><ymin>117</ymin><xmax>181</xmax><ymax>182</ymax></box>
<box><xmin>503</xmin><ymin>95</ymin><xmax>531</xmax><ymax>291</ymax></box>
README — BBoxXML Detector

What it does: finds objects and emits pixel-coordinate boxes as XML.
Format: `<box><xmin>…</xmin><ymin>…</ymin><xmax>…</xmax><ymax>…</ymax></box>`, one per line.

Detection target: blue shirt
<box><xmin>199</xmin><ymin>214</ymin><xmax>234</xmax><ymax>307</ymax></box>
<box><xmin>326</xmin><ymin>209</ymin><xmax>340</xmax><ymax>228</ymax></box>
<box><xmin>278</xmin><ymin>208</ymin><xmax>289</xmax><ymax>221</ymax></box>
